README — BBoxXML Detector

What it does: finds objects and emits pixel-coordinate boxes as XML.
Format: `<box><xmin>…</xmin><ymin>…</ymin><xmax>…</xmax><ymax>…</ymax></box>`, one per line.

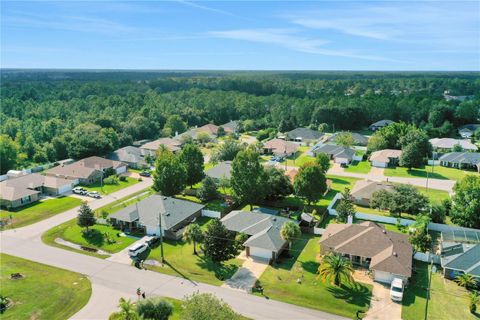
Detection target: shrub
<box><xmin>197</xmin><ymin>177</ymin><xmax>219</xmax><ymax>202</ymax></box>
<box><xmin>136</xmin><ymin>297</ymin><xmax>173</xmax><ymax>320</ymax></box>
<box><xmin>104</xmin><ymin>175</ymin><xmax>119</xmax><ymax>185</ymax></box>
<box><xmin>119</xmin><ymin>175</ymin><xmax>127</xmax><ymax>182</ymax></box>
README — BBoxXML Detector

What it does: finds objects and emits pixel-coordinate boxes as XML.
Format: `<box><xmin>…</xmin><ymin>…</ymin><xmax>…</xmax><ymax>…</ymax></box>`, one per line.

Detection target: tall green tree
<box><xmin>0</xmin><ymin>134</ymin><xmax>19</xmax><ymax>174</ymax></box>
<box><xmin>264</xmin><ymin>166</ymin><xmax>294</xmax><ymax>200</ymax></box>
<box><xmin>318</xmin><ymin>253</ymin><xmax>355</xmax><ymax>286</ymax></box>
<box><xmin>293</xmin><ymin>163</ymin><xmax>327</xmax><ymax>205</ymax></box>
<box><xmin>179</xmin><ymin>143</ymin><xmax>204</xmax><ymax>188</ymax></box>
<box><xmin>165</xmin><ymin>115</ymin><xmax>187</xmax><ymax>135</ymax></box>
<box><xmin>183</xmin><ymin>223</ymin><xmax>204</xmax><ymax>255</ymax></box>
<box><xmin>280</xmin><ymin>221</ymin><xmax>301</xmax><ymax>251</ymax></box>
<box><xmin>408</xmin><ymin>214</ymin><xmax>432</xmax><ymax>252</ymax></box>
<box><xmin>202</xmin><ymin>219</ymin><xmax>238</xmax><ymax>263</ymax></box>
<box><xmin>230</xmin><ymin>148</ymin><xmax>265</xmax><ymax>210</ymax></box>
<box><xmin>197</xmin><ymin>177</ymin><xmax>219</xmax><ymax>202</ymax></box>
<box><xmin>336</xmin><ymin>188</ymin><xmax>356</xmax><ymax>223</ymax></box>
<box><xmin>152</xmin><ymin>149</ymin><xmax>187</xmax><ymax>196</ymax></box>
<box><xmin>335</xmin><ymin>132</ymin><xmax>355</xmax><ymax>147</ymax></box>
<box><xmin>315</xmin><ymin>152</ymin><xmax>331</xmax><ymax>173</ymax></box>
<box><xmin>77</xmin><ymin>202</ymin><xmax>95</xmax><ymax>233</ymax></box>
<box><xmin>136</xmin><ymin>297</ymin><xmax>172</xmax><ymax>320</ymax></box>
<box><xmin>399</xmin><ymin>129</ymin><xmax>431</xmax><ymax>169</ymax></box>
<box><xmin>451</xmin><ymin>175</ymin><xmax>480</xmax><ymax>228</ymax></box>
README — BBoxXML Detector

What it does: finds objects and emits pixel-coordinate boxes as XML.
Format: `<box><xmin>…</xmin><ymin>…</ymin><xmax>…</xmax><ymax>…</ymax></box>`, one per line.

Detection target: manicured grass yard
<box><xmin>144</xmin><ymin>217</ymin><xmax>244</xmax><ymax>286</ymax></box>
<box><xmin>344</xmin><ymin>160</ymin><xmax>371</xmax><ymax>174</ymax></box>
<box><xmin>0</xmin><ymin>196</ymin><xmax>82</xmax><ymax>229</ymax></box>
<box><xmin>84</xmin><ymin>176</ymin><xmax>139</xmax><ymax>194</ymax></box>
<box><xmin>254</xmin><ymin>234</ymin><xmax>372</xmax><ymax>319</ymax></box>
<box><xmin>0</xmin><ymin>253</ymin><xmax>91</xmax><ymax>320</ymax></box>
<box><xmin>280</xmin><ymin>146</ymin><xmax>316</xmax><ymax>167</ymax></box>
<box><xmin>402</xmin><ymin>261</ymin><xmax>478</xmax><ymax>320</ymax></box>
<box><xmin>385</xmin><ymin>165</ymin><xmax>478</xmax><ymax>181</ymax></box>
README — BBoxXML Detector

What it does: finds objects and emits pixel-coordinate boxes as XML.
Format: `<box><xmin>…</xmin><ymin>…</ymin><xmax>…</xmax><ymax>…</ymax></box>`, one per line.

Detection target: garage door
<box><xmin>116</xmin><ymin>166</ymin><xmax>127</xmax><ymax>174</ymax></box>
<box><xmin>374</xmin><ymin>270</ymin><xmax>394</xmax><ymax>284</ymax></box>
<box><xmin>372</xmin><ymin>161</ymin><xmax>387</xmax><ymax>168</ymax></box>
<box><xmin>249</xmin><ymin>247</ymin><xmax>272</xmax><ymax>260</ymax></box>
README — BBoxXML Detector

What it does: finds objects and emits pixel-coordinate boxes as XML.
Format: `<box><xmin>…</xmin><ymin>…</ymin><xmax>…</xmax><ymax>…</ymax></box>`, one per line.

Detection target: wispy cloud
<box><xmin>208</xmin><ymin>28</ymin><xmax>396</xmax><ymax>62</ymax></box>
<box><xmin>175</xmin><ymin>0</ymin><xmax>236</xmax><ymax>17</ymax></box>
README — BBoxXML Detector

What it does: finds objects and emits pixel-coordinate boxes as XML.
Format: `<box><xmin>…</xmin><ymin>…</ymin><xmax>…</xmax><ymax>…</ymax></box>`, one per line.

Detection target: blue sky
<box><xmin>2</xmin><ymin>1</ymin><xmax>479</xmax><ymax>70</ymax></box>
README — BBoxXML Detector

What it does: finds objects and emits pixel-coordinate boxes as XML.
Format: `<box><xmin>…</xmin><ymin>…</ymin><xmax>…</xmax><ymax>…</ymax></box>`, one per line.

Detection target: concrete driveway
<box><xmin>106</xmin><ymin>236</ymin><xmax>147</xmax><ymax>264</ymax></box>
<box><xmin>364</xmin><ymin>282</ymin><xmax>401</xmax><ymax>320</ymax></box>
<box><xmin>222</xmin><ymin>251</ymin><xmax>268</xmax><ymax>292</ymax></box>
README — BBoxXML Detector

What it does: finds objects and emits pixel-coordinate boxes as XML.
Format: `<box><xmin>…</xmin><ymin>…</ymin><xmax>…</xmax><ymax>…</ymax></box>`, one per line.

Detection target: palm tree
<box><xmin>318</xmin><ymin>253</ymin><xmax>355</xmax><ymax>286</ymax></box>
<box><xmin>183</xmin><ymin>223</ymin><xmax>203</xmax><ymax>255</ymax></box>
<box><xmin>109</xmin><ymin>298</ymin><xmax>139</xmax><ymax>320</ymax></box>
<box><xmin>469</xmin><ymin>291</ymin><xmax>479</xmax><ymax>314</ymax></box>
<box><xmin>280</xmin><ymin>221</ymin><xmax>301</xmax><ymax>251</ymax></box>
<box><xmin>455</xmin><ymin>273</ymin><xmax>477</xmax><ymax>290</ymax></box>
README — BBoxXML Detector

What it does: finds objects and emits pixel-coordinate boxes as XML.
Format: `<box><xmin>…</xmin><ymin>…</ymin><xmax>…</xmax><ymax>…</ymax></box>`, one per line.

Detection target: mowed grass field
<box><xmin>84</xmin><ymin>176</ymin><xmax>139</xmax><ymax>194</ymax></box>
<box><xmin>0</xmin><ymin>196</ymin><xmax>82</xmax><ymax>229</ymax></box>
<box><xmin>0</xmin><ymin>254</ymin><xmax>91</xmax><ymax>320</ymax></box>
<box><xmin>384</xmin><ymin>165</ymin><xmax>478</xmax><ymax>181</ymax></box>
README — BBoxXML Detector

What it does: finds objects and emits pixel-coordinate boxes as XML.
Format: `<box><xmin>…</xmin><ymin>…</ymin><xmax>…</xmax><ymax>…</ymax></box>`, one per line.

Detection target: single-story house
<box><xmin>440</xmin><ymin>242</ymin><xmax>480</xmax><ymax>280</ymax></box>
<box><xmin>369</xmin><ymin>149</ymin><xmax>402</xmax><ymax>168</ymax></box>
<box><xmin>429</xmin><ymin>138</ymin><xmax>478</xmax><ymax>153</ymax></box>
<box><xmin>369</xmin><ymin>120</ymin><xmax>394</xmax><ymax>131</ymax></box>
<box><xmin>221</xmin><ymin>210</ymin><xmax>297</xmax><ymax>262</ymax></box>
<box><xmin>285</xmin><ymin>127</ymin><xmax>323</xmax><ymax>144</ymax></box>
<box><xmin>350</xmin><ymin>180</ymin><xmax>394</xmax><ymax>207</ymax></box>
<box><xmin>439</xmin><ymin>152</ymin><xmax>480</xmax><ymax>172</ymax></box>
<box><xmin>321</xmin><ymin>221</ymin><xmax>412</xmax><ymax>284</ymax></box>
<box><xmin>263</xmin><ymin>138</ymin><xmax>299</xmax><ymax>157</ymax></box>
<box><xmin>310</xmin><ymin>144</ymin><xmax>355</xmax><ymax>164</ymax></box>
<box><xmin>458</xmin><ymin>124</ymin><xmax>480</xmax><ymax>139</ymax></box>
<box><xmin>206</xmin><ymin>161</ymin><xmax>232</xmax><ymax>180</ymax></box>
<box><xmin>197</xmin><ymin>123</ymin><xmax>220</xmax><ymax>136</ymax></box>
<box><xmin>46</xmin><ymin>156</ymin><xmax>127</xmax><ymax>185</ymax></box>
<box><xmin>325</xmin><ymin>132</ymin><xmax>369</xmax><ymax>146</ymax></box>
<box><xmin>109</xmin><ymin>195</ymin><xmax>205</xmax><ymax>239</ymax></box>
<box><xmin>0</xmin><ymin>173</ymin><xmax>75</xmax><ymax>209</ymax></box>
<box><xmin>220</xmin><ymin>120</ymin><xmax>239</xmax><ymax>134</ymax></box>
<box><xmin>109</xmin><ymin>146</ymin><xmax>155</xmax><ymax>169</ymax></box>
<box><xmin>443</xmin><ymin>93</ymin><xmax>475</xmax><ymax>102</ymax></box>
<box><xmin>176</xmin><ymin>126</ymin><xmax>218</xmax><ymax>142</ymax></box>
<box><xmin>140</xmin><ymin>138</ymin><xmax>182</xmax><ymax>153</ymax></box>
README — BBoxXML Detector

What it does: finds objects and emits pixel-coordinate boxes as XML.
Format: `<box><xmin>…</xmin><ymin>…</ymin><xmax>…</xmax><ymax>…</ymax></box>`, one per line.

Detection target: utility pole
<box><xmin>158</xmin><ymin>210</ymin><xmax>165</xmax><ymax>265</ymax></box>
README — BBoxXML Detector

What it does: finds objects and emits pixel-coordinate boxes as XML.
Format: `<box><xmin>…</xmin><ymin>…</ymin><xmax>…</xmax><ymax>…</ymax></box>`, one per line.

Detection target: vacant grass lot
<box><xmin>402</xmin><ymin>261</ymin><xmax>478</xmax><ymax>320</ymax></box>
<box><xmin>344</xmin><ymin>160</ymin><xmax>371</xmax><ymax>174</ymax></box>
<box><xmin>144</xmin><ymin>217</ymin><xmax>244</xmax><ymax>286</ymax></box>
<box><xmin>84</xmin><ymin>176</ymin><xmax>139</xmax><ymax>194</ymax></box>
<box><xmin>0</xmin><ymin>196</ymin><xmax>82</xmax><ymax>229</ymax></box>
<box><xmin>384</xmin><ymin>165</ymin><xmax>477</xmax><ymax>181</ymax></box>
<box><xmin>0</xmin><ymin>254</ymin><xmax>91</xmax><ymax>320</ymax></box>
<box><xmin>254</xmin><ymin>234</ymin><xmax>372</xmax><ymax>319</ymax></box>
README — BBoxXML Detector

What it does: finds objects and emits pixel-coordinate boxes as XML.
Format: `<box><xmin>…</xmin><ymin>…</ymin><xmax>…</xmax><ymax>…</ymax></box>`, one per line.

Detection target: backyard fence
<box><xmin>413</xmin><ymin>252</ymin><xmax>441</xmax><ymax>264</ymax></box>
<box><xmin>201</xmin><ymin>209</ymin><xmax>222</xmax><ymax>219</ymax></box>
<box><xmin>313</xmin><ymin>227</ymin><xmax>325</xmax><ymax>235</ymax></box>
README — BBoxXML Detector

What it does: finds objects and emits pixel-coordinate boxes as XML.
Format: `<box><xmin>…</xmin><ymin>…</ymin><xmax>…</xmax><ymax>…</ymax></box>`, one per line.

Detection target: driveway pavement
<box><xmin>364</xmin><ymin>282</ymin><xmax>401</xmax><ymax>320</ymax></box>
<box><xmin>106</xmin><ymin>236</ymin><xmax>148</xmax><ymax>264</ymax></box>
<box><xmin>223</xmin><ymin>251</ymin><xmax>268</xmax><ymax>292</ymax></box>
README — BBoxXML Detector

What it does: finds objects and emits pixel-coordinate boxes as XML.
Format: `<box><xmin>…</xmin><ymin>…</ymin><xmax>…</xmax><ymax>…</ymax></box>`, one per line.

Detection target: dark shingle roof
<box><xmin>286</xmin><ymin>128</ymin><xmax>323</xmax><ymax>141</ymax></box>
<box><xmin>206</xmin><ymin>161</ymin><xmax>232</xmax><ymax>180</ymax></box>
<box><xmin>109</xmin><ymin>146</ymin><xmax>155</xmax><ymax>166</ymax></box>
<box><xmin>439</xmin><ymin>152</ymin><xmax>480</xmax><ymax>165</ymax></box>
<box><xmin>370</xmin><ymin>120</ymin><xmax>394</xmax><ymax>128</ymax></box>
<box><xmin>325</xmin><ymin>132</ymin><xmax>369</xmax><ymax>146</ymax></box>
<box><xmin>311</xmin><ymin>144</ymin><xmax>355</xmax><ymax>160</ymax></box>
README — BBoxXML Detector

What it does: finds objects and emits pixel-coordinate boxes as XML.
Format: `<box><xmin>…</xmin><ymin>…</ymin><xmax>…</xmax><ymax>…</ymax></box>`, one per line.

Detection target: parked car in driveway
<box><xmin>87</xmin><ymin>191</ymin><xmax>101</xmax><ymax>199</ymax></box>
<box><xmin>390</xmin><ymin>278</ymin><xmax>404</xmax><ymax>302</ymax></box>
<box><xmin>139</xmin><ymin>171</ymin><xmax>151</xmax><ymax>177</ymax></box>
<box><xmin>144</xmin><ymin>236</ymin><xmax>160</xmax><ymax>248</ymax></box>
<box><xmin>72</xmin><ymin>187</ymin><xmax>87</xmax><ymax>195</ymax></box>
<box><xmin>128</xmin><ymin>242</ymin><xmax>149</xmax><ymax>257</ymax></box>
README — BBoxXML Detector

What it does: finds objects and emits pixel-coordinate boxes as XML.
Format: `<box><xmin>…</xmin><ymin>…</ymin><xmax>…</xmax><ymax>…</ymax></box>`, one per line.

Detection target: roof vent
<box><xmin>272</xmin><ymin>217</ymin><xmax>277</xmax><ymax>221</ymax></box>
<box><xmin>163</xmin><ymin>197</ymin><xmax>167</xmax><ymax>200</ymax></box>
<box><xmin>382</xmin><ymin>230</ymin><xmax>386</xmax><ymax>234</ymax></box>
<box><xmin>165</xmin><ymin>213</ymin><xmax>170</xmax><ymax>216</ymax></box>
<box><xmin>393</xmin><ymin>252</ymin><xmax>397</xmax><ymax>256</ymax></box>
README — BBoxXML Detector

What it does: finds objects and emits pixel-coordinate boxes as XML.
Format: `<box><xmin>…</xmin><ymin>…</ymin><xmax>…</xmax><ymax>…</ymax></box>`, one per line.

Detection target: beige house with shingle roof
<box><xmin>140</xmin><ymin>138</ymin><xmax>182</xmax><ymax>153</ymax></box>
<box><xmin>350</xmin><ymin>180</ymin><xmax>394</xmax><ymax>207</ymax></box>
<box><xmin>263</xmin><ymin>138</ymin><xmax>299</xmax><ymax>157</ymax></box>
<box><xmin>369</xmin><ymin>149</ymin><xmax>402</xmax><ymax>168</ymax></box>
<box><xmin>321</xmin><ymin>221</ymin><xmax>412</xmax><ymax>284</ymax></box>
<box><xmin>0</xmin><ymin>173</ymin><xmax>75</xmax><ymax>209</ymax></box>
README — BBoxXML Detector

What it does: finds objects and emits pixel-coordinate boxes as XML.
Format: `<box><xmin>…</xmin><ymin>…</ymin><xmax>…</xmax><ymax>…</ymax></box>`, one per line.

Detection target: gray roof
<box><xmin>221</xmin><ymin>210</ymin><xmax>296</xmax><ymax>252</ymax></box>
<box><xmin>206</xmin><ymin>161</ymin><xmax>232</xmax><ymax>180</ymax></box>
<box><xmin>459</xmin><ymin>124</ymin><xmax>480</xmax><ymax>131</ymax></box>
<box><xmin>221</xmin><ymin>120</ymin><xmax>239</xmax><ymax>133</ymax></box>
<box><xmin>325</xmin><ymin>132</ymin><xmax>369</xmax><ymax>146</ymax></box>
<box><xmin>439</xmin><ymin>152</ymin><xmax>480</xmax><ymax>166</ymax></box>
<box><xmin>429</xmin><ymin>138</ymin><xmax>478</xmax><ymax>151</ymax></box>
<box><xmin>370</xmin><ymin>120</ymin><xmax>394</xmax><ymax>128</ymax></box>
<box><xmin>110</xmin><ymin>195</ymin><xmax>204</xmax><ymax>230</ymax></box>
<box><xmin>441</xmin><ymin>243</ymin><xmax>480</xmax><ymax>277</ymax></box>
<box><xmin>286</xmin><ymin>128</ymin><xmax>323</xmax><ymax>141</ymax></box>
<box><xmin>311</xmin><ymin>144</ymin><xmax>355</xmax><ymax>160</ymax></box>
<box><xmin>109</xmin><ymin>146</ymin><xmax>155</xmax><ymax>166</ymax></box>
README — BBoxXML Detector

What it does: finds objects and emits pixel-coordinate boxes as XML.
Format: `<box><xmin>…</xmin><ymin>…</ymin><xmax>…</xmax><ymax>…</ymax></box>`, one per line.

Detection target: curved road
<box><xmin>1</xmin><ymin>179</ymin><xmax>347</xmax><ymax>320</ymax></box>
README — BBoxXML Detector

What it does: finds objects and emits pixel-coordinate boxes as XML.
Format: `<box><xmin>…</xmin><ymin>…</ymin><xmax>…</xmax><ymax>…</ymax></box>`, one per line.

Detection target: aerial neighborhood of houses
<box><xmin>1</xmin><ymin>115</ymin><xmax>480</xmax><ymax>320</ymax></box>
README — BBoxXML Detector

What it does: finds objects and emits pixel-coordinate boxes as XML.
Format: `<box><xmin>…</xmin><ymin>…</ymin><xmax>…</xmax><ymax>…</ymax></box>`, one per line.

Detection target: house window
<box><xmin>21</xmin><ymin>196</ymin><xmax>30</xmax><ymax>204</ymax></box>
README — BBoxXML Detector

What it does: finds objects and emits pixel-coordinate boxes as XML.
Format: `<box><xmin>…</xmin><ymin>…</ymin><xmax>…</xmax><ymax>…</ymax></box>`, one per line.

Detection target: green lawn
<box><xmin>384</xmin><ymin>165</ymin><xmax>478</xmax><ymax>181</ymax></box>
<box><xmin>280</xmin><ymin>146</ymin><xmax>316</xmax><ymax>167</ymax></box>
<box><xmin>344</xmin><ymin>160</ymin><xmax>371</xmax><ymax>174</ymax></box>
<box><xmin>0</xmin><ymin>196</ymin><xmax>83</xmax><ymax>229</ymax></box>
<box><xmin>144</xmin><ymin>218</ymin><xmax>244</xmax><ymax>286</ymax></box>
<box><xmin>84</xmin><ymin>176</ymin><xmax>139</xmax><ymax>194</ymax></box>
<box><xmin>254</xmin><ymin>234</ymin><xmax>372</xmax><ymax>319</ymax></box>
<box><xmin>402</xmin><ymin>261</ymin><xmax>478</xmax><ymax>320</ymax></box>
<box><xmin>0</xmin><ymin>253</ymin><xmax>91</xmax><ymax>320</ymax></box>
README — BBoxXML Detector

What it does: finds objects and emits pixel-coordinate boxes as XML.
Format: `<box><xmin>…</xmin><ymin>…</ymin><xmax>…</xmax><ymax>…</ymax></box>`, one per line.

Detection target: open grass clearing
<box><xmin>0</xmin><ymin>196</ymin><xmax>82</xmax><ymax>229</ymax></box>
<box><xmin>254</xmin><ymin>234</ymin><xmax>372</xmax><ymax>319</ymax></box>
<box><xmin>0</xmin><ymin>253</ymin><xmax>91</xmax><ymax>320</ymax></box>
<box><xmin>83</xmin><ymin>176</ymin><xmax>139</xmax><ymax>195</ymax></box>
<box><xmin>384</xmin><ymin>165</ymin><xmax>477</xmax><ymax>181</ymax></box>
<box><xmin>344</xmin><ymin>160</ymin><xmax>371</xmax><ymax>174</ymax></box>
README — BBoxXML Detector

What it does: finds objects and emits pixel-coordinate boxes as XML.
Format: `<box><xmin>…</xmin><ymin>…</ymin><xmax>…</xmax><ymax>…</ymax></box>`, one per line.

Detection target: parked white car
<box><xmin>390</xmin><ymin>278</ymin><xmax>404</xmax><ymax>302</ymax></box>
<box><xmin>128</xmin><ymin>243</ymin><xmax>148</xmax><ymax>257</ymax></box>
<box><xmin>87</xmin><ymin>191</ymin><xmax>101</xmax><ymax>199</ymax></box>
<box><xmin>72</xmin><ymin>187</ymin><xmax>87</xmax><ymax>195</ymax></box>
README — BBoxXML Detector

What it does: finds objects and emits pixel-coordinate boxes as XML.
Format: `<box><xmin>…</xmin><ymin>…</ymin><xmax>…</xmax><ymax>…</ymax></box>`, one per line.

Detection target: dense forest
<box><xmin>1</xmin><ymin>70</ymin><xmax>479</xmax><ymax>173</ymax></box>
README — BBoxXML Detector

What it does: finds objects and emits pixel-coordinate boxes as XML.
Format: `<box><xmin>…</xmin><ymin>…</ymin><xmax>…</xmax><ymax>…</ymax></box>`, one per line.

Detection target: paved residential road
<box><xmin>0</xmin><ymin>179</ymin><xmax>348</xmax><ymax>320</ymax></box>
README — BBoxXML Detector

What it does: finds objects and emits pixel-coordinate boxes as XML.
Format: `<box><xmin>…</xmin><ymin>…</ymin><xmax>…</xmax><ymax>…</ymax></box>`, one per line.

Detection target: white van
<box><xmin>128</xmin><ymin>243</ymin><xmax>148</xmax><ymax>257</ymax></box>
<box><xmin>390</xmin><ymin>278</ymin><xmax>404</xmax><ymax>302</ymax></box>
